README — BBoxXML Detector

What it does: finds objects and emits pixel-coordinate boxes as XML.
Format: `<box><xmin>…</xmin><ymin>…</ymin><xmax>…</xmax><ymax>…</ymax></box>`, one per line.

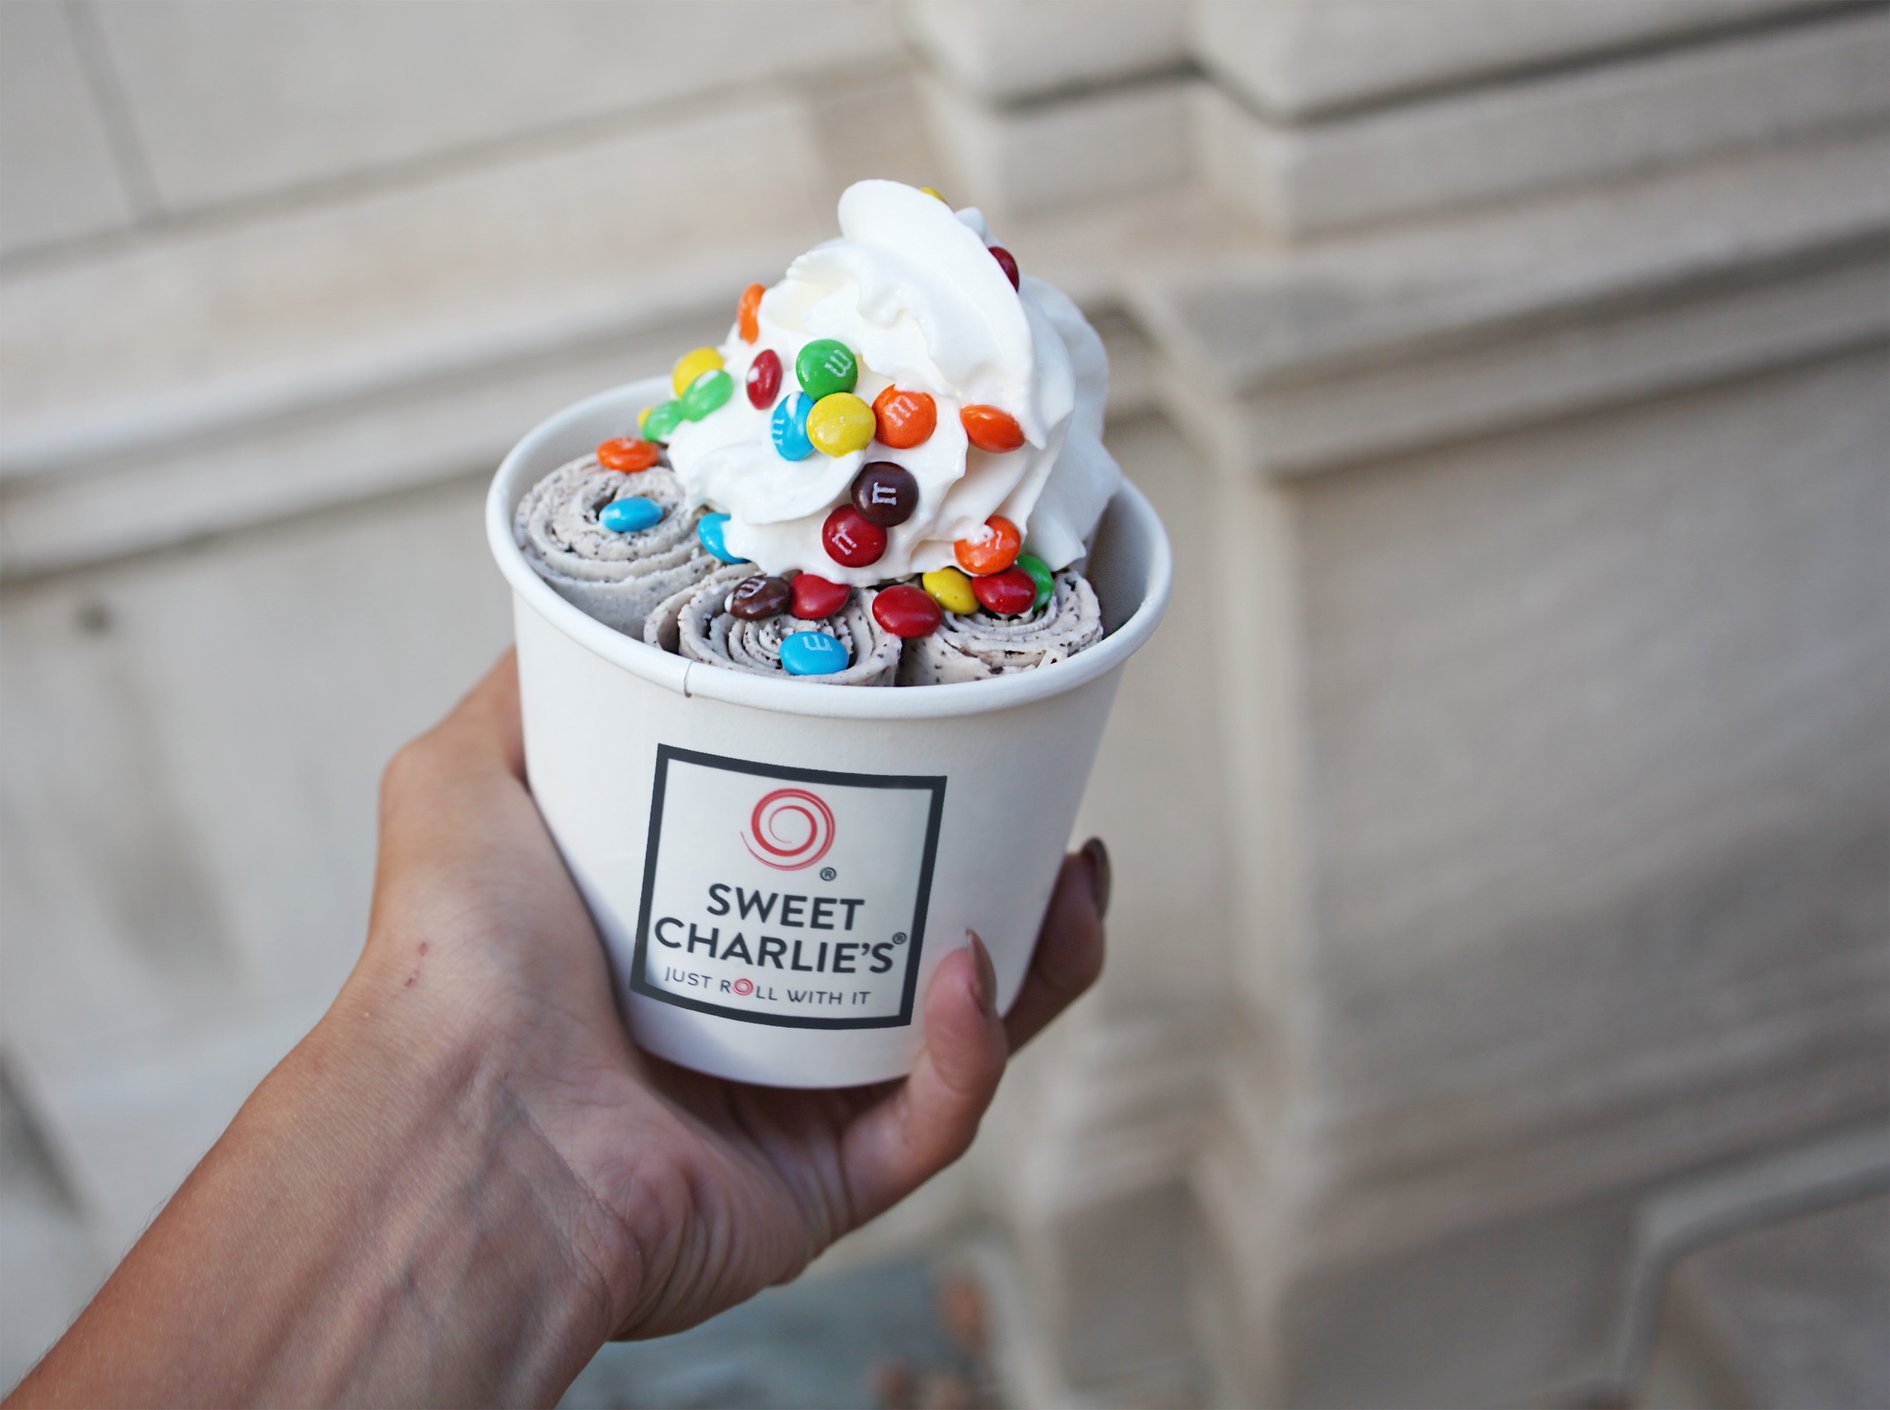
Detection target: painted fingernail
<box><xmin>966</xmin><ymin>929</ymin><xmax>997</xmax><ymax>1019</ymax></box>
<box><xmin>1080</xmin><ymin>837</ymin><xmax>1111</xmax><ymax>918</ymax></box>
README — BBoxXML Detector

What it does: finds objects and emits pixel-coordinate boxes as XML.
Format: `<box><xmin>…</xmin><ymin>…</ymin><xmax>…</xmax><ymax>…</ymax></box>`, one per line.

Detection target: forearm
<box><xmin>10</xmin><ymin>993</ymin><xmax>620</xmax><ymax>1409</ymax></box>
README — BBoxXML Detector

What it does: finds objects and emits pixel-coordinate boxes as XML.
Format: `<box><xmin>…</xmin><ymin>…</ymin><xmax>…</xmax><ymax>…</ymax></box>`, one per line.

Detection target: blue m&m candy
<box><xmin>697</xmin><ymin>511</ymin><xmax>747</xmax><ymax>564</ymax></box>
<box><xmin>780</xmin><ymin>630</ymin><xmax>849</xmax><ymax>677</ymax></box>
<box><xmin>600</xmin><ymin>497</ymin><xmax>663</xmax><ymax>533</ymax></box>
<box><xmin>772</xmin><ymin>392</ymin><xmax>815</xmax><ymax>461</ymax></box>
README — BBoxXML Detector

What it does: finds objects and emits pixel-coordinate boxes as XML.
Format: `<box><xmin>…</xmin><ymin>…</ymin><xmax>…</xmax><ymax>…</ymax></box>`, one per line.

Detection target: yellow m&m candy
<box><xmin>806</xmin><ymin>393</ymin><xmax>875</xmax><ymax>457</ymax></box>
<box><xmin>921</xmin><ymin>566</ymin><xmax>978</xmax><ymax>615</ymax></box>
<box><xmin>672</xmin><ymin>346</ymin><xmax>725</xmax><ymax>397</ymax></box>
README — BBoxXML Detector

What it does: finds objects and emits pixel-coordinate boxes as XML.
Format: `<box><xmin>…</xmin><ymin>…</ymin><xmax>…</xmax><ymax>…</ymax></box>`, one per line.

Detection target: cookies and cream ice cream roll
<box><xmin>644</xmin><ymin>565</ymin><xmax>901</xmax><ymax>686</ymax></box>
<box><xmin>513</xmin><ymin>454</ymin><xmax>717</xmax><ymax>638</ymax></box>
<box><xmin>898</xmin><ymin>569</ymin><xmax>1104</xmax><ymax>685</ymax></box>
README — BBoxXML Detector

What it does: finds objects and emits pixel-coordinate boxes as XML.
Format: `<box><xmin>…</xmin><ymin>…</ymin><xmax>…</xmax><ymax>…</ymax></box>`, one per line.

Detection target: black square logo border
<box><xmin>629</xmin><ymin>744</ymin><xmax>947</xmax><ymax>1030</ymax></box>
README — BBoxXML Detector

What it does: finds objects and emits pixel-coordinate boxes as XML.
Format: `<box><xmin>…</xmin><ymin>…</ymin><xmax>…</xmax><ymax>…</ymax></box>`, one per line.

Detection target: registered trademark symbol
<box><xmin>891</xmin><ymin>932</ymin><xmax>908</xmax><ymax>945</ymax></box>
<box><xmin>819</xmin><ymin>866</ymin><xmax>837</xmax><ymax>882</ymax></box>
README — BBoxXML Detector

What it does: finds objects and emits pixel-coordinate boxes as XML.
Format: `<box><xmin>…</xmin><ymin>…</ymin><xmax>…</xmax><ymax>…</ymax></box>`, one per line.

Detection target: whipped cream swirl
<box><xmin>664</xmin><ymin>181</ymin><xmax>1120</xmax><ymax>584</ymax></box>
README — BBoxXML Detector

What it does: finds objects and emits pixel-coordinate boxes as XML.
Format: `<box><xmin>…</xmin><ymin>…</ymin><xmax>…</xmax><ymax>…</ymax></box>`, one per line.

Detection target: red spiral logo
<box><xmin>742</xmin><ymin>788</ymin><xmax>836</xmax><ymax>870</ymax></box>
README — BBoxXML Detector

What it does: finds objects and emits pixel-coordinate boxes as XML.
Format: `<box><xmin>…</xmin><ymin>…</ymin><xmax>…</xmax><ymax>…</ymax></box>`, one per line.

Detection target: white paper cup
<box><xmin>488</xmin><ymin>378</ymin><xmax>1171</xmax><ymax>1087</ymax></box>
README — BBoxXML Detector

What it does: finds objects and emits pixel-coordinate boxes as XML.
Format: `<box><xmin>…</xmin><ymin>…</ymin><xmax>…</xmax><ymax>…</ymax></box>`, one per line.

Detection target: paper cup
<box><xmin>487</xmin><ymin>378</ymin><xmax>1171</xmax><ymax>1087</ymax></box>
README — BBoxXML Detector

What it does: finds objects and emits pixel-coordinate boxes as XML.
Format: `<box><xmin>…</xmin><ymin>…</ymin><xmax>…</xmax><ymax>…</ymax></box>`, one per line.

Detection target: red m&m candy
<box><xmin>873</xmin><ymin>585</ymin><xmax>943</xmax><ymax>638</ymax></box>
<box><xmin>973</xmin><ymin>567</ymin><xmax>1037</xmax><ymax>616</ymax></box>
<box><xmin>791</xmin><ymin>573</ymin><xmax>850</xmax><ymax>619</ymax></box>
<box><xmin>872</xmin><ymin>386</ymin><xmax>937</xmax><ymax>449</ymax></box>
<box><xmin>989</xmin><ymin>245</ymin><xmax>1020</xmax><ymax>289</ymax></box>
<box><xmin>746</xmin><ymin>348</ymin><xmax>782</xmax><ymax>408</ymax></box>
<box><xmin>822</xmin><ymin>506</ymin><xmax>887</xmax><ymax>568</ymax></box>
<box><xmin>962</xmin><ymin>404</ymin><xmax>1026</xmax><ymax>453</ymax></box>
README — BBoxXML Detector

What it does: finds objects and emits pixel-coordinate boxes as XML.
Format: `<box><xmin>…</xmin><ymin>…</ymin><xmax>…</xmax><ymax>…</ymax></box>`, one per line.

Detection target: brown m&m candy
<box><xmin>726</xmin><ymin>575</ymin><xmax>792</xmax><ymax>620</ymax></box>
<box><xmin>851</xmin><ymin>462</ymin><xmax>918</xmax><ymax>527</ymax></box>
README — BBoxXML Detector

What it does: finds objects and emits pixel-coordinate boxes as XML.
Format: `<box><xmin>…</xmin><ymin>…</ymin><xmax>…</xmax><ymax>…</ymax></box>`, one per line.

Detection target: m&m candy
<box><xmin>642</xmin><ymin>400</ymin><xmax>686</xmax><ymax>443</ymax></box>
<box><xmin>726</xmin><ymin>575</ymin><xmax>791</xmax><ymax>620</ymax></box>
<box><xmin>697</xmin><ymin>512</ymin><xmax>747</xmax><ymax>564</ymax></box>
<box><xmin>597</xmin><ymin>437</ymin><xmax>659</xmax><ymax>472</ymax></box>
<box><xmin>601</xmin><ymin>497</ymin><xmax>664</xmax><ymax>533</ymax></box>
<box><xmin>772</xmin><ymin>392</ymin><xmax>816</xmax><ymax>460</ymax></box>
<box><xmin>680</xmin><ymin>369</ymin><xmax>733</xmax><ymax>420</ymax></box>
<box><xmin>851</xmin><ymin>462</ymin><xmax>917</xmax><ymax>526</ymax></box>
<box><xmin>672</xmin><ymin>347</ymin><xmax>724</xmax><ymax>398</ymax></box>
<box><xmin>962</xmin><ymin>405</ymin><xmax>1026</xmax><ymax>454</ymax></box>
<box><xmin>796</xmin><ymin>339</ymin><xmax>858</xmax><ymax>400</ymax></box>
<box><xmin>781</xmin><ymin>631</ymin><xmax>849</xmax><ymax>677</ymax></box>
<box><xmin>807</xmin><ymin>393</ymin><xmax>875</xmax><ymax>457</ymax></box>
<box><xmin>921</xmin><ymin>566</ymin><xmax>978</xmax><ymax>615</ymax></box>
<box><xmin>973</xmin><ymin>566</ymin><xmax>1037</xmax><ymax>616</ymax></box>
<box><xmin>1016</xmin><ymin>551</ymin><xmax>1054</xmax><ymax>608</ymax></box>
<box><xmin>747</xmin><ymin>348</ymin><xmax>782</xmax><ymax>408</ymax></box>
<box><xmin>873</xmin><ymin>584</ymin><xmax>943</xmax><ymax>639</ymax></box>
<box><xmin>822</xmin><ymin>505</ymin><xmax>887</xmax><ymax>568</ymax></box>
<box><xmin>791</xmin><ymin>573</ymin><xmax>851</xmax><ymax>620</ymax></box>
<box><xmin>989</xmin><ymin>246</ymin><xmax>1020</xmax><ymax>289</ymax></box>
<box><xmin>872</xmin><ymin>387</ymin><xmax>936</xmax><ymax>449</ymax></box>
<box><xmin>737</xmin><ymin>283</ymin><xmax>764</xmax><ymax>344</ymax></box>
<box><xmin>955</xmin><ymin>515</ymin><xmax>1022</xmax><ymax>575</ymax></box>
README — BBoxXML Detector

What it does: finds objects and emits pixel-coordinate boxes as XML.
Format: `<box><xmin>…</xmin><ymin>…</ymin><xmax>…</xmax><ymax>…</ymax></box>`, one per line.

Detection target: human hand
<box><xmin>352</xmin><ymin>652</ymin><xmax>1109</xmax><ymax>1344</ymax></box>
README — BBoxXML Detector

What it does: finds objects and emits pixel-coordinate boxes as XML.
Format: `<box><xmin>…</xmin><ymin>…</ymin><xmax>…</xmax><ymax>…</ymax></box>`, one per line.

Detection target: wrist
<box><xmin>259</xmin><ymin>989</ymin><xmax>629</xmax><ymax>1398</ymax></box>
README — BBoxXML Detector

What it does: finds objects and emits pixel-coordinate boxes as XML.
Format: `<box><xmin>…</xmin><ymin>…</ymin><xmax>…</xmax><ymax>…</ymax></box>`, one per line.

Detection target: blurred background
<box><xmin>1</xmin><ymin>1</ymin><xmax>1886</xmax><ymax>1405</ymax></box>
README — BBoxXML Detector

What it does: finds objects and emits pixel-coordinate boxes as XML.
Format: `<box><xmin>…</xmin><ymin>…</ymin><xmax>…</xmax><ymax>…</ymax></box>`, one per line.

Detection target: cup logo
<box><xmin>742</xmin><ymin>788</ymin><xmax>836</xmax><ymax>871</ymax></box>
<box><xmin>634</xmin><ymin>747</ymin><xmax>945</xmax><ymax>1030</ymax></box>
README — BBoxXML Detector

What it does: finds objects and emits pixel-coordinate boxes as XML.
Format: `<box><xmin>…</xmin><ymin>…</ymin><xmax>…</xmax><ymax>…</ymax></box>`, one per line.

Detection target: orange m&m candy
<box><xmin>955</xmin><ymin>515</ymin><xmax>1022</xmax><ymax>576</ymax></box>
<box><xmin>737</xmin><ymin>282</ymin><xmax>764</xmax><ymax>344</ymax></box>
<box><xmin>961</xmin><ymin>404</ymin><xmax>1025</xmax><ymax>453</ymax></box>
<box><xmin>597</xmin><ymin>437</ymin><xmax>660</xmax><ymax>472</ymax></box>
<box><xmin>872</xmin><ymin>386</ymin><xmax>937</xmax><ymax>449</ymax></box>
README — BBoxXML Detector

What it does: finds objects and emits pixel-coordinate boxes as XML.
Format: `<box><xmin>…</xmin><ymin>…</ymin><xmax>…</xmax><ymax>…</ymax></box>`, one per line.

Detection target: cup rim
<box><xmin>488</xmin><ymin>377</ymin><xmax>1172</xmax><ymax>721</ymax></box>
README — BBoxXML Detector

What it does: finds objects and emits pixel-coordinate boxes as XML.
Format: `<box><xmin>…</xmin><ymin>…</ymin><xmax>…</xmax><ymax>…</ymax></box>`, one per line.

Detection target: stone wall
<box><xmin>3</xmin><ymin>2</ymin><xmax>1886</xmax><ymax>1403</ymax></box>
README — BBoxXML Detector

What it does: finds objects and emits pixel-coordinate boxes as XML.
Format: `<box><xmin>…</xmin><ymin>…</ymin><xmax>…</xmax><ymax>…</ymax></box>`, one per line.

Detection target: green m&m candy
<box><xmin>1017</xmin><ymin>551</ymin><xmax>1054</xmax><ymax>608</ymax></box>
<box><xmin>795</xmin><ymin>339</ymin><xmax>857</xmax><ymax>400</ymax></box>
<box><xmin>642</xmin><ymin>399</ymin><xmax>686</xmax><ymax>443</ymax></box>
<box><xmin>680</xmin><ymin>369</ymin><xmax>734</xmax><ymax>421</ymax></box>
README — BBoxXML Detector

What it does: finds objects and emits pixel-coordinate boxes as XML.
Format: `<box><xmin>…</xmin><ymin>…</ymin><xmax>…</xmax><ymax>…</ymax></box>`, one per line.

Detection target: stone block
<box><xmin>903</xmin><ymin>0</ymin><xmax>1189</xmax><ymax>104</ymax></box>
<box><xmin>0</xmin><ymin>90</ymin><xmax>832</xmax><ymax>475</ymax></box>
<box><xmin>1189</xmin><ymin>352</ymin><xmax>1889</xmax><ymax>1404</ymax></box>
<box><xmin>1134</xmin><ymin>129</ymin><xmax>1890</xmax><ymax>400</ymax></box>
<box><xmin>0</xmin><ymin>1069</ymin><xmax>106</xmax><ymax>1392</ymax></box>
<box><xmin>922</xmin><ymin>70</ymin><xmax>1198</xmax><ymax>221</ymax></box>
<box><xmin>88</xmin><ymin>0</ymin><xmax>902</xmax><ymax>211</ymax></box>
<box><xmin>1642</xmin><ymin>1193</ymin><xmax>1890</xmax><ymax>1409</ymax></box>
<box><xmin>0</xmin><ymin>1</ymin><xmax>137</xmax><ymax>258</ymax></box>
<box><xmin>1196</xmin><ymin>9</ymin><xmax>1890</xmax><ymax>237</ymax></box>
<box><xmin>1192</xmin><ymin>0</ymin><xmax>1819</xmax><ymax>118</ymax></box>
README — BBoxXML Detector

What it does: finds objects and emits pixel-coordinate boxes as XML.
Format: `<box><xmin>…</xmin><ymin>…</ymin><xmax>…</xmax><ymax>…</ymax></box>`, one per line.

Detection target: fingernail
<box><xmin>1081</xmin><ymin>837</ymin><xmax>1112</xmax><ymax>918</ymax></box>
<box><xmin>966</xmin><ymin>930</ymin><xmax>997</xmax><ymax>1019</ymax></box>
